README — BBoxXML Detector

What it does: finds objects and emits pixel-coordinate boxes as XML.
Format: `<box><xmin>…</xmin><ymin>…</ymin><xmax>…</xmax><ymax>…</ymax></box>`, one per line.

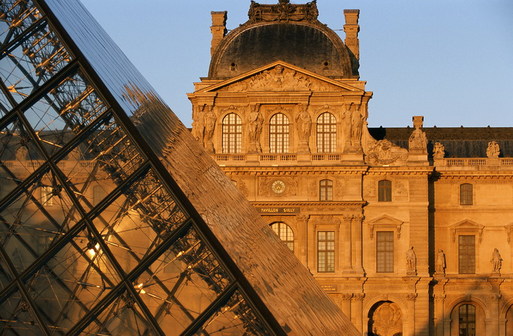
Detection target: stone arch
<box><xmin>449</xmin><ymin>299</ymin><xmax>486</xmax><ymax>336</ymax></box>
<box><xmin>367</xmin><ymin>300</ymin><xmax>403</xmax><ymax>336</ymax></box>
<box><xmin>504</xmin><ymin>302</ymin><xmax>513</xmax><ymax>336</ymax></box>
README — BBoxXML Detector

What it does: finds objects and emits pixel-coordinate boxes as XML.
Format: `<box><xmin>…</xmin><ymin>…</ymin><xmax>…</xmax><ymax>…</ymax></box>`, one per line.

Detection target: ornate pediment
<box><xmin>367</xmin><ymin>214</ymin><xmax>404</xmax><ymax>239</ymax></box>
<box><xmin>201</xmin><ymin>62</ymin><xmax>361</xmax><ymax>93</ymax></box>
<box><xmin>449</xmin><ymin>219</ymin><xmax>484</xmax><ymax>242</ymax></box>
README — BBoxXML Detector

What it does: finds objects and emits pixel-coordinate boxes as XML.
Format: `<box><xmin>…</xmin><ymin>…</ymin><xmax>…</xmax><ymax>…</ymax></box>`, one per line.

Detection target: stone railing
<box><xmin>436</xmin><ymin>158</ymin><xmax>513</xmax><ymax>167</ymax></box>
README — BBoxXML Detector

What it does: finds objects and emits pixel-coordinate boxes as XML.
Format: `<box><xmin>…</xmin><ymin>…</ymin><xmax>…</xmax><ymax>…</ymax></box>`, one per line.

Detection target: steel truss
<box><xmin>0</xmin><ymin>1</ymin><xmax>282</xmax><ymax>335</ymax></box>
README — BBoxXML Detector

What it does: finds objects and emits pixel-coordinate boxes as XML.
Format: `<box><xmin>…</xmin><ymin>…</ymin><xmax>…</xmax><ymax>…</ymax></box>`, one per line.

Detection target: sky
<box><xmin>79</xmin><ymin>0</ymin><xmax>513</xmax><ymax>128</ymax></box>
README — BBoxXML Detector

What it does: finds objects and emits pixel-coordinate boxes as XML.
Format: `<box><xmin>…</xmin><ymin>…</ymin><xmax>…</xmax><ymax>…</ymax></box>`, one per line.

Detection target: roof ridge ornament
<box><xmin>248</xmin><ymin>0</ymin><xmax>318</xmax><ymax>23</ymax></box>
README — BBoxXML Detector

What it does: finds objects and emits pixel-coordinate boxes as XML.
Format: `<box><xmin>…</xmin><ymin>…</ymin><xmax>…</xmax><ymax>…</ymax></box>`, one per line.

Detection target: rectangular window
<box><xmin>376</xmin><ymin>231</ymin><xmax>394</xmax><ymax>273</ymax></box>
<box><xmin>317</xmin><ymin>231</ymin><xmax>335</xmax><ymax>272</ymax></box>
<box><xmin>459</xmin><ymin>235</ymin><xmax>475</xmax><ymax>274</ymax></box>
<box><xmin>378</xmin><ymin>180</ymin><xmax>392</xmax><ymax>202</ymax></box>
<box><xmin>40</xmin><ymin>186</ymin><xmax>54</xmax><ymax>206</ymax></box>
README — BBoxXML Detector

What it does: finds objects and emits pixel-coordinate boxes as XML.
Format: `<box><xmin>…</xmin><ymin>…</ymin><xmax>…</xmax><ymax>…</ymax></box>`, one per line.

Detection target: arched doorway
<box><xmin>368</xmin><ymin>301</ymin><xmax>403</xmax><ymax>336</ymax></box>
<box><xmin>450</xmin><ymin>302</ymin><xmax>485</xmax><ymax>335</ymax></box>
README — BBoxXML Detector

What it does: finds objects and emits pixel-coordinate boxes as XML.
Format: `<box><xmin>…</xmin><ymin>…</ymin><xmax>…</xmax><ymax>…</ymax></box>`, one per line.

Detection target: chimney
<box><xmin>343</xmin><ymin>9</ymin><xmax>360</xmax><ymax>60</ymax></box>
<box><xmin>211</xmin><ymin>11</ymin><xmax>227</xmax><ymax>56</ymax></box>
<box><xmin>413</xmin><ymin>116</ymin><xmax>424</xmax><ymax>129</ymax></box>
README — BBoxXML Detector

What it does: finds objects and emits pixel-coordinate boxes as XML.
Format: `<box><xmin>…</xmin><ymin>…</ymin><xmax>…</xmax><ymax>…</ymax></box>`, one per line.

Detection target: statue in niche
<box><xmin>350</xmin><ymin>104</ymin><xmax>364</xmax><ymax>149</ymax></box>
<box><xmin>491</xmin><ymin>248</ymin><xmax>503</xmax><ymax>273</ymax></box>
<box><xmin>247</xmin><ymin>105</ymin><xmax>264</xmax><ymax>153</ymax></box>
<box><xmin>436</xmin><ymin>249</ymin><xmax>446</xmax><ymax>275</ymax></box>
<box><xmin>15</xmin><ymin>145</ymin><xmax>28</xmax><ymax>161</ymax></box>
<box><xmin>486</xmin><ymin>141</ymin><xmax>500</xmax><ymax>159</ymax></box>
<box><xmin>192</xmin><ymin>104</ymin><xmax>206</xmax><ymax>142</ymax></box>
<box><xmin>406</xmin><ymin>246</ymin><xmax>416</xmax><ymax>275</ymax></box>
<box><xmin>203</xmin><ymin>106</ymin><xmax>216</xmax><ymax>153</ymax></box>
<box><xmin>433</xmin><ymin>142</ymin><xmax>445</xmax><ymax>159</ymax></box>
<box><xmin>295</xmin><ymin>104</ymin><xmax>311</xmax><ymax>153</ymax></box>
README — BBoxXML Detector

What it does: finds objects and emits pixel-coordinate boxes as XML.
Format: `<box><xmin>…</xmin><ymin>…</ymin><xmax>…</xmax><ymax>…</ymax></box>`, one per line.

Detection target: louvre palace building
<box><xmin>187</xmin><ymin>1</ymin><xmax>513</xmax><ymax>335</ymax></box>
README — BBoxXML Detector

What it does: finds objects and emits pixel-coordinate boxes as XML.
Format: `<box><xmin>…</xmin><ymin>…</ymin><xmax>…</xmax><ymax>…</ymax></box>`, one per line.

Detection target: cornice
<box><xmin>252</xmin><ymin>201</ymin><xmax>366</xmax><ymax>207</ymax></box>
<box><xmin>221</xmin><ymin>166</ymin><xmax>368</xmax><ymax>175</ymax></box>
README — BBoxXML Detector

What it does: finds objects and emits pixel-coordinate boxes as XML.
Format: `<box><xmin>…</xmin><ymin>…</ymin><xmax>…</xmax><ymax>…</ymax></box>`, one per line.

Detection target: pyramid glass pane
<box><xmin>0</xmin><ymin>0</ymin><xmax>359</xmax><ymax>335</ymax></box>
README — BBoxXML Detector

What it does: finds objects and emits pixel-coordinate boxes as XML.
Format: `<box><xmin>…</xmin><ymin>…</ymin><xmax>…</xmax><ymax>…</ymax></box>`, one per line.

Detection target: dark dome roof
<box><xmin>209</xmin><ymin>22</ymin><xmax>356</xmax><ymax>79</ymax></box>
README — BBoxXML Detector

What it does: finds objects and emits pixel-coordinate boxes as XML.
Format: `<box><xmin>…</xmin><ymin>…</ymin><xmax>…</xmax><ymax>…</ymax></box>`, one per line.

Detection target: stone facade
<box><xmin>188</xmin><ymin>1</ymin><xmax>513</xmax><ymax>335</ymax></box>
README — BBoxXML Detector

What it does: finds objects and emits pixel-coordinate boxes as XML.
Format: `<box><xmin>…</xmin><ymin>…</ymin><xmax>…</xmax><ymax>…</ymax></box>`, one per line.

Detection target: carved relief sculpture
<box><xmin>433</xmin><ymin>142</ymin><xmax>445</xmax><ymax>160</ymax></box>
<box><xmin>406</xmin><ymin>246</ymin><xmax>417</xmax><ymax>275</ymax></box>
<box><xmin>247</xmin><ymin>104</ymin><xmax>264</xmax><ymax>153</ymax></box>
<box><xmin>486</xmin><ymin>141</ymin><xmax>500</xmax><ymax>158</ymax></box>
<box><xmin>370</xmin><ymin>302</ymin><xmax>403</xmax><ymax>336</ymax></box>
<box><xmin>491</xmin><ymin>248</ymin><xmax>503</xmax><ymax>273</ymax></box>
<box><xmin>296</xmin><ymin>104</ymin><xmax>312</xmax><ymax>153</ymax></box>
<box><xmin>203</xmin><ymin>106</ymin><xmax>217</xmax><ymax>153</ymax></box>
<box><xmin>15</xmin><ymin>145</ymin><xmax>28</xmax><ymax>161</ymax></box>
<box><xmin>436</xmin><ymin>249</ymin><xmax>446</xmax><ymax>275</ymax></box>
<box><xmin>366</xmin><ymin>139</ymin><xmax>408</xmax><ymax>165</ymax></box>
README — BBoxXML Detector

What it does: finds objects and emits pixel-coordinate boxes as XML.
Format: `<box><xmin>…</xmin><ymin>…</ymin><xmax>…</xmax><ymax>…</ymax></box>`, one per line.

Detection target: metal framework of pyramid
<box><xmin>0</xmin><ymin>1</ymin><xmax>359</xmax><ymax>335</ymax></box>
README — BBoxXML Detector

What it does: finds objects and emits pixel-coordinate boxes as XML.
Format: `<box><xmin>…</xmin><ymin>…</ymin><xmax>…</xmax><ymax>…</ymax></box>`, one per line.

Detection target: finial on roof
<box><xmin>279</xmin><ymin>0</ymin><xmax>290</xmax><ymax>4</ymax></box>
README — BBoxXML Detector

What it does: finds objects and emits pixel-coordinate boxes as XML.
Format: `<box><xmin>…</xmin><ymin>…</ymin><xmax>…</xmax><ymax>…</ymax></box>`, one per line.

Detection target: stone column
<box><xmin>352</xmin><ymin>215</ymin><xmax>364</xmax><ymax>274</ymax></box>
<box><xmin>404</xmin><ymin>293</ymin><xmax>417</xmax><ymax>336</ymax></box>
<box><xmin>433</xmin><ymin>294</ymin><xmax>446</xmax><ymax>336</ymax></box>
<box><xmin>351</xmin><ymin>293</ymin><xmax>365</xmax><ymax>333</ymax></box>
<box><xmin>340</xmin><ymin>294</ymin><xmax>353</xmax><ymax>319</ymax></box>
<box><xmin>342</xmin><ymin>215</ymin><xmax>353</xmax><ymax>272</ymax></box>
<box><xmin>297</xmin><ymin>214</ymin><xmax>310</xmax><ymax>267</ymax></box>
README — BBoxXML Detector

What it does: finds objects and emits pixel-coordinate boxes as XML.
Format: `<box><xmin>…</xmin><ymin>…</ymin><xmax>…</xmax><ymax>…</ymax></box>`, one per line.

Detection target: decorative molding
<box><xmin>367</xmin><ymin>214</ymin><xmax>404</xmax><ymax>239</ymax></box>
<box><xmin>449</xmin><ymin>219</ymin><xmax>485</xmax><ymax>243</ymax></box>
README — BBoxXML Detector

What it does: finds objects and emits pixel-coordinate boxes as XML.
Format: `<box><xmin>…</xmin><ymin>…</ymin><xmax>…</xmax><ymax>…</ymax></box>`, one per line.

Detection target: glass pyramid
<box><xmin>0</xmin><ymin>1</ymin><xmax>358</xmax><ymax>335</ymax></box>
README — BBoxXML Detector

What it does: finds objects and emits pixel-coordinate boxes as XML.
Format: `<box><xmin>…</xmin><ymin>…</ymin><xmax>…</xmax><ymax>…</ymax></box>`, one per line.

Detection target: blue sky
<box><xmin>80</xmin><ymin>0</ymin><xmax>513</xmax><ymax>128</ymax></box>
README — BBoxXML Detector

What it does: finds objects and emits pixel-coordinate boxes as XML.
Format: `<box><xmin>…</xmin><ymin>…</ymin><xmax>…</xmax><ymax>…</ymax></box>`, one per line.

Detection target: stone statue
<box><xmin>295</xmin><ymin>104</ymin><xmax>312</xmax><ymax>153</ymax></box>
<box><xmin>433</xmin><ymin>142</ymin><xmax>445</xmax><ymax>160</ymax></box>
<box><xmin>203</xmin><ymin>106</ymin><xmax>217</xmax><ymax>153</ymax></box>
<box><xmin>350</xmin><ymin>104</ymin><xmax>364</xmax><ymax>149</ymax></box>
<box><xmin>491</xmin><ymin>248</ymin><xmax>503</xmax><ymax>273</ymax></box>
<box><xmin>247</xmin><ymin>105</ymin><xmax>264</xmax><ymax>153</ymax></box>
<box><xmin>192</xmin><ymin>104</ymin><xmax>205</xmax><ymax>141</ymax></box>
<box><xmin>408</xmin><ymin>128</ymin><xmax>428</xmax><ymax>153</ymax></box>
<box><xmin>436</xmin><ymin>249</ymin><xmax>446</xmax><ymax>275</ymax></box>
<box><xmin>406</xmin><ymin>246</ymin><xmax>416</xmax><ymax>274</ymax></box>
<box><xmin>486</xmin><ymin>141</ymin><xmax>500</xmax><ymax>159</ymax></box>
<box><xmin>15</xmin><ymin>145</ymin><xmax>28</xmax><ymax>161</ymax></box>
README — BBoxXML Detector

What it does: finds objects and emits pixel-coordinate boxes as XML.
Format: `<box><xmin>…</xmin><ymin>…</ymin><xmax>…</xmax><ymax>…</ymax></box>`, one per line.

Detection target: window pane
<box><xmin>460</xmin><ymin>183</ymin><xmax>473</xmax><ymax>205</ymax></box>
<box><xmin>270</xmin><ymin>222</ymin><xmax>294</xmax><ymax>251</ymax></box>
<box><xmin>378</xmin><ymin>180</ymin><xmax>392</xmax><ymax>202</ymax></box>
<box><xmin>459</xmin><ymin>304</ymin><xmax>476</xmax><ymax>336</ymax></box>
<box><xmin>222</xmin><ymin>113</ymin><xmax>242</xmax><ymax>153</ymax></box>
<box><xmin>269</xmin><ymin>113</ymin><xmax>289</xmax><ymax>153</ymax></box>
<box><xmin>316</xmin><ymin>112</ymin><xmax>337</xmax><ymax>153</ymax></box>
<box><xmin>319</xmin><ymin>179</ymin><xmax>333</xmax><ymax>201</ymax></box>
<box><xmin>376</xmin><ymin>231</ymin><xmax>394</xmax><ymax>273</ymax></box>
<box><xmin>317</xmin><ymin>231</ymin><xmax>335</xmax><ymax>272</ymax></box>
<box><xmin>459</xmin><ymin>235</ymin><xmax>475</xmax><ymax>274</ymax></box>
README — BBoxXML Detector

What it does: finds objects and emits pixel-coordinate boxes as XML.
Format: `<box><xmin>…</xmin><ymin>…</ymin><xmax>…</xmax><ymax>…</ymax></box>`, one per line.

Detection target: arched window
<box><xmin>378</xmin><ymin>180</ymin><xmax>392</xmax><ymax>202</ymax></box>
<box><xmin>270</xmin><ymin>222</ymin><xmax>294</xmax><ymax>251</ymax></box>
<box><xmin>319</xmin><ymin>179</ymin><xmax>333</xmax><ymax>201</ymax></box>
<box><xmin>269</xmin><ymin>113</ymin><xmax>289</xmax><ymax>153</ymax></box>
<box><xmin>459</xmin><ymin>304</ymin><xmax>476</xmax><ymax>336</ymax></box>
<box><xmin>222</xmin><ymin>113</ymin><xmax>242</xmax><ymax>153</ymax></box>
<box><xmin>316</xmin><ymin>112</ymin><xmax>337</xmax><ymax>153</ymax></box>
<box><xmin>460</xmin><ymin>183</ymin><xmax>473</xmax><ymax>205</ymax></box>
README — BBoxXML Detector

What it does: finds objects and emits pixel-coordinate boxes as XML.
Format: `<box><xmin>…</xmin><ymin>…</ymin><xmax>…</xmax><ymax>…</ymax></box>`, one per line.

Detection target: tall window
<box><xmin>378</xmin><ymin>180</ymin><xmax>392</xmax><ymax>202</ymax></box>
<box><xmin>459</xmin><ymin>235</ymin><xmax>475</xmax><ymax>274</ymax></box>
<box><xmin>319</xmin><ymin>179</ymin><xmax>333</xmax><ymax>201</ymax></box>
<box><xmin>460</xmin><ymin>183</ymin><xmax>473</xmax><ymax>205</ymax></box>
<box><xmin>269</xmin><ymin>113</ymin><xmax>289</xmax><ymax>153</ymax></box>
<box><xmin>459</xmin><ymin>304</ymin><xmax>476</xmax><ymax>336</ymax></box>
<box><xmin>40</xmin><ymin>186</ymin><xmax>54</xmax><ymax>206</ymax></box>
<box><xmin>222</xmin><ymin>113</ymin><xmax>242</xmax><ymax>153</ymax></box>
<box><xmin>316</xmin><ymin>112</ymin><xmax>337</xmax><ymax>153</ymax></box>
<box><xmin>317</xmin><ymin>231</ymin><xmax>335</xmax><ymax>272</ymax></box>
<box><xmin>270</xmin><ymin>222</ymin><xmax>294</xmax><ymax>251</ymax></box>
<box><xmin>376</xmin><ymin>231</ymin><xmax>394</xmax><ymax>273</ymax></box>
